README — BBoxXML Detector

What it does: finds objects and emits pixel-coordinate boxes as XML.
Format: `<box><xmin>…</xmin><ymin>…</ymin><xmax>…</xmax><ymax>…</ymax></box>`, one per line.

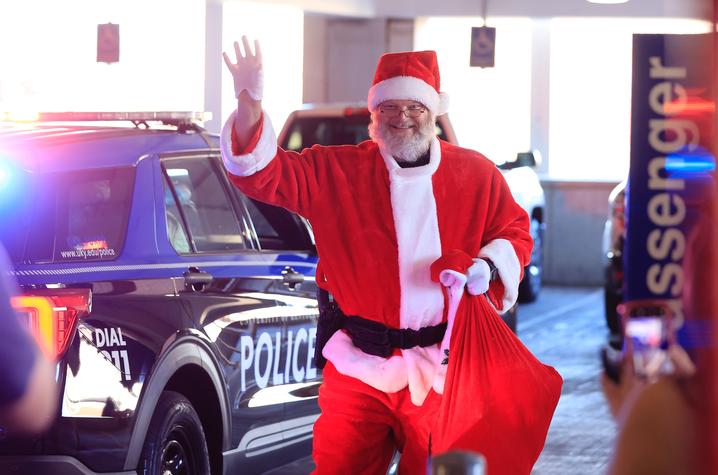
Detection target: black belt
<box><xmin>314</xmin><ymin>298</ymin><xmax>447</xmax><ymax>368</ymax></box>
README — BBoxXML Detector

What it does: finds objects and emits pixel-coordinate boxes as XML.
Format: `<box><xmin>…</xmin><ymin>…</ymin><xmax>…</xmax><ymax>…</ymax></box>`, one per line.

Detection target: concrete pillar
<box><xmin>204</xmin><ymin>0</ymin><xmax>223</xmax><ymax>134</ymax></box>
<box><xmin>530</xmin><ymin>19</ymin><xmax>550</xmax><ymax>176</ymax></box>
<box><xmin>303</xmin><ymin>14</ymin><xmax>329</xmax><ymax>104</ymax></box>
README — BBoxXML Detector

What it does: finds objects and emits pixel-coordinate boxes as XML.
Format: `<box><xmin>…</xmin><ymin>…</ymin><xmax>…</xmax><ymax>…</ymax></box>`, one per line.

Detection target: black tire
<box><xmin>518</xmin><ymin>218</ymin><xmax>543</xmax><ymax>303</ymax></box>
<box><xmin>139</xmin><ymin>391</ymin><xmax>210</xmax><ymax>475</ymax></box>
<box><xmin>604</xmin><ymin>283</ymin><xmax>623</xmax><ymax>350</ymax></box>
<box><xmin>604</xmin><ymin>260</ymin><xmax>624</xmax><ymax>350</ymax></box>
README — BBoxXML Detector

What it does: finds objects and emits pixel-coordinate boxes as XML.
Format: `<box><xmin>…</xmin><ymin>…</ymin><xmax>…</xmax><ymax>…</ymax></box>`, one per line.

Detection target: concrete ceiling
<box><xmin>243</xmin><ymin>0</ymin><xmax>711</xmax><ymax>19</ymax></box>
<box><xmin>376</xmin><ymin>0</ymin><xmax>711</xmax><ymax>20</ymax></box>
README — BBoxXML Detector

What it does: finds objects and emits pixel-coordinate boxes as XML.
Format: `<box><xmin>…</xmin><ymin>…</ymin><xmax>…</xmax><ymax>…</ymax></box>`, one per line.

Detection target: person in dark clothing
<box><xmin>0</xmin><ymin>244</ymin><xmax>57</xmax><ymax>434</ymax></box>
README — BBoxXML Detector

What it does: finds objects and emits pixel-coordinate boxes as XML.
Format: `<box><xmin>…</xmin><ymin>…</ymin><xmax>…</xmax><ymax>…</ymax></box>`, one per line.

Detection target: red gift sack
<box><xmin>430</xmin><ymin>251</ymin><xmax>563</xmax><ymax>475</ymax></box>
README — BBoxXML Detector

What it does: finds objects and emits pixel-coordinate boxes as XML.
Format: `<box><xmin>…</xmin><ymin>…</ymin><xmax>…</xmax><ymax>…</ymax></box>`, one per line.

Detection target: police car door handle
<box><xmin>281</xmin><ymin>266</ymin><xmax>304</xmax><ymax>290</ymax></box>
<box><xmin>183</xmin><ymin>267</ymin><xmax>213</xmax><ymax>290</ymax></box>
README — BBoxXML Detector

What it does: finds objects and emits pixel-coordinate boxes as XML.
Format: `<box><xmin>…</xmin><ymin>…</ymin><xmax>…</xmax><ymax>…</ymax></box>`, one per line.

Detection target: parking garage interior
<box><xmin>1</xmin><ymin>0</ymin><xmax>717</xmax><ymax>474</ymax></box>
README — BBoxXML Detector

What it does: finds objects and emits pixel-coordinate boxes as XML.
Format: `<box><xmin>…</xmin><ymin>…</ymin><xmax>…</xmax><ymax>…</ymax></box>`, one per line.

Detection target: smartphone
<box><xmin>601</xmin><ymin>301</ymin><xmax>674</xmax><ymax>383</ymax></box>
<box><xmin>624</xmin><ymin>316</ymin><xmax>669</xmax><ymax>380</ymax></box>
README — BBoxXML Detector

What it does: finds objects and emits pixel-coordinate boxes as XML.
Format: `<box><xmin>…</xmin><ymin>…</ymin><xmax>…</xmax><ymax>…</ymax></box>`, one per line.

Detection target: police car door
<box><xmin>231</xmin><ymin>186</ymin><xmax>322</xmax><ymax>463</ymax></box>
<box><xmin>161</xmin><ymin>153</ymin><xmax>306</xmax><ymax>471</ymax></box>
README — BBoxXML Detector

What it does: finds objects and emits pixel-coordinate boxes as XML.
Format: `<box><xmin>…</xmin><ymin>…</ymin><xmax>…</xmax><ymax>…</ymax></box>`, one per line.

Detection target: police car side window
<box><xmin>162</xmin><ymin>158</ymin><xmax>246</xmax><ymax>252</ymax></box>
<box><xmin>242</xmin><ymin>197</ymin><xmax>312</xmax><ymax>251</ymax></box>
<box><xmin>162</xmin><ymin>176</ymin><xmax>191</xmax><ymax>254</ymax></box>
<box><xmin>21</xmin><ymin>168</ymin><xmax>133</xmax><ymax>264</ymax></box>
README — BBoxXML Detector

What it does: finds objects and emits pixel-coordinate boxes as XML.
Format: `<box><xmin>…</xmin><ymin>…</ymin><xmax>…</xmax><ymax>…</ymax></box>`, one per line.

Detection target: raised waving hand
<box><xmin>223</xmin><ymin>36</ymin><xmax>263</xmax><ymax>101</ymax></box>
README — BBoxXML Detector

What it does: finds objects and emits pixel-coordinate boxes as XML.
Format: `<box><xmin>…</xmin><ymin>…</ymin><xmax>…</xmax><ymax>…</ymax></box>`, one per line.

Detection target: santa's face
<box><xmin>369</xmin><ymin>99</ymin><xmax>436</xmax><ymax>163</ymax></box>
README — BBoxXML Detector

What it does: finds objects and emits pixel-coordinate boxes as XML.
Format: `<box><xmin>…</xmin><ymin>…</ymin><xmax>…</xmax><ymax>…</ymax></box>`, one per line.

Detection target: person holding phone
<box><xmin>602</xmin><ymin>169</ymin><xmax>717</xmax><ymax>475</ymax></box>
<box><xmin>601</xmin><ymin>307</ymin><xmax>710</xmax><ymax>475</ymax></box>
<box><xmin>0</xmin><ymin>244</ymin><xmax>57</xmax><ymax>434</ymax></box>
<box><xmin>602</xmin><ymin>340</ymin><xmax>700</xmax><ymax>475</ymax></box>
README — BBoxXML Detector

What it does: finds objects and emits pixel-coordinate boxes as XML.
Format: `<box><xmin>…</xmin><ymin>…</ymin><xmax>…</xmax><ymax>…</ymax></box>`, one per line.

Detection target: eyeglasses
<box><xmin>378</xmin><ymin>104</ymin><xmax>426</xmax><ymax>118</ymax></box>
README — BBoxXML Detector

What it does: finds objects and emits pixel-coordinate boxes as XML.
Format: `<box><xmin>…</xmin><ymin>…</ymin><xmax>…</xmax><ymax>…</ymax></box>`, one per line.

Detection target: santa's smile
<box><xmin>390</xmin><ymin>123</ymin><xmax>416</xmax><ymax>134</ymax></box>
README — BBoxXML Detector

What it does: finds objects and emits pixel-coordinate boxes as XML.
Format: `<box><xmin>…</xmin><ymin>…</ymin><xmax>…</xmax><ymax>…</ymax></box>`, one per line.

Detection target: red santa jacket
<box><xmin>220</xmin><ymin>111</ymin><xmax>532</xmax><ymax>404</ymax></box>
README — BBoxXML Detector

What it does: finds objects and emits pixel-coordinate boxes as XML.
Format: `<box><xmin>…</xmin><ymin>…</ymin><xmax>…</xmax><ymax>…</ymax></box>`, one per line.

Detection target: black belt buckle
<box><xmin>391</xmin><ymin>322</ymin><xmax>447</xmax><ymax>349</ymax></box>
<box><xmin>346</xmin><ymin>317</ymin><xmax>393</xmax><ymax>358</ymax></box>
<box><xmin>393</xmin><ymin>327</ymin><xmax>417</xmax><ymax>349</ymax></box>
<box><xmin>417</xmin><ymin>326</ymin><xmax>433</xmax><ymax>348</ymax></box>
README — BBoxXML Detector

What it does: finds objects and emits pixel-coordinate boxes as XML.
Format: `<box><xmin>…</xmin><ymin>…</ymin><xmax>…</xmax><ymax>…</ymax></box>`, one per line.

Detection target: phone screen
<box><xmin>624</xmin><ymin>316</ymin><xmax>667</xmax><ymax>379</ymax></box>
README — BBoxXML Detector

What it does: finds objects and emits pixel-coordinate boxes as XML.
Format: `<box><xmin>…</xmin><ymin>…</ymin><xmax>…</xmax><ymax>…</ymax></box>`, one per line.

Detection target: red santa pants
<box><xmin>311</xmin><ymin>362</ymin><xmax>441</xmax><ymax>475</ymax></box>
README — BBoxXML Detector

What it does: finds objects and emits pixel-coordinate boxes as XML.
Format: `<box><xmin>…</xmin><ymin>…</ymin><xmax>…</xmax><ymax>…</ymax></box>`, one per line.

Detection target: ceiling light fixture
<box><xmin>586</xmin><ymin>0</ymin><xmax>629</xmax><ymax>4</ymax></box>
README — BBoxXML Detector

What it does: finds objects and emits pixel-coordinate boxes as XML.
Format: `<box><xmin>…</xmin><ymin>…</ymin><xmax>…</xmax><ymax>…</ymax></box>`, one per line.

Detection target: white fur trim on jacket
<box><xmin>220</xmin><ymin>110</ymin><xmax>277</xmax><ymax>177</ymax></box>
<box><xmin>478</xmin><ymin>238</ymin><xmax>522</xmax><ymax>313</ymax></box>
<box><xmin>368</xmin><ymin>76</ymin><xmax>450</xmax><ymax>115</ymax></box>
<box><xmin>322</xmin><ymin>137</ymin><xmax>447</xmax><ymax>405</ymax></box>
<box><xmin>433</xmin><ymin>270</ymin><xmax>467</xmax><ymax>394</ymax></box>
<box><xmin>322</xmin><ymin>330</ymin><xmax>408</xmax><ymax>393</ymax></box>
<box><xmin>380</xmin><ymin>136</ymin><xmax>444</xmax><ymax>331</ymax></box>
<box><xmin>402</xmin><ymin>346</ymin><xmax>443</xmax><ymax>405</ymax></box>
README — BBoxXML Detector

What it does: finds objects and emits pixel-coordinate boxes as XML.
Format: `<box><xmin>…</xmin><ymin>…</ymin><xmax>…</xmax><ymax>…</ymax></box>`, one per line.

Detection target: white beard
<box><xmin>368</xmin><ymin>112</ymin><xmax>436</xmax><ymax>163</ymax></box>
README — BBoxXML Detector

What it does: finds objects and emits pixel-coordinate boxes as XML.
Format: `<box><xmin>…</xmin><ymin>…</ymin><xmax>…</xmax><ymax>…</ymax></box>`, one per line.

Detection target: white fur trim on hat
<box><xmin>368</xmin><ymin>76</ymin><xmax>450</xmax><ymax>115</ymax></box>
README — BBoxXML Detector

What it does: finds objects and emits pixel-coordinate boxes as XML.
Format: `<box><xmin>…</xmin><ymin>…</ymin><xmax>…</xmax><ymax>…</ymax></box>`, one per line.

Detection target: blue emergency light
<box><xmin>0</xmin><ymin>159</ymin><xmax>26</xmax><ymax>211</ymax></box>
<box><xmin>0</xmin><ymin>164</ymin><xmax>9</xmax><ymax>190</ymax></box>
<box><xmin>664</xmin><ymin>150</ymin><xmax>716</xmax><ymax>174</ymax></box>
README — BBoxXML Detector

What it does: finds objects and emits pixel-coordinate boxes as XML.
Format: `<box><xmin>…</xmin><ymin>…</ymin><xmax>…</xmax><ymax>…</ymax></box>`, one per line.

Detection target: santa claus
<box><xmin>221</xmin><ymin>37</ymin><xmax>533</xmax><ymax>474</ymax></box>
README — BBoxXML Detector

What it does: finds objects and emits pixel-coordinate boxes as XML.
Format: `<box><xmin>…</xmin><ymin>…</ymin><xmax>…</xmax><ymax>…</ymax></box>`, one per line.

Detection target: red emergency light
<box><xmin>11</xmin><ymin>288</ymin><xmax>92</xmax><ymax>361</ymax></box>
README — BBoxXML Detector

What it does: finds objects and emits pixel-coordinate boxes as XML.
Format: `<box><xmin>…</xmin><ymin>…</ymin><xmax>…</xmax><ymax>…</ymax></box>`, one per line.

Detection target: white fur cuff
<box><xmin>478</xmin><ymin>238</ymin><xmax>522</xmax><ymax>313</ymax></box>
<box><xmin>322</xmin><ymin>330</ymin><xmax>408</xmax><ymax>393</ymax></box>
<box><xmin>220</xmin><ymin>110</ymin><xmax>278</xmax><ymax>177</ymax></box>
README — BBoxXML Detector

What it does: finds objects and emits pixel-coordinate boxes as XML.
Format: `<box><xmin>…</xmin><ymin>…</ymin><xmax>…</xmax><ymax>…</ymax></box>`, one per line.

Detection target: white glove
<box><xmin>222</xmin><ymin>36</ymin><xmax>264</xmax><ymax>100</ymax></box>
<box><xmin>438</xmin><ymin>259</ymin><xmax>492</xmax><ymax>295</ymax></box>
<box><xmin>439</xmin><ymin>270</ymin><xmax>466</xmax><ymax>288</ymax></box>
<box><xmin>465</xmin><ymin>259</ymin><xmax>492</xmax><ymax>295</ymax></box>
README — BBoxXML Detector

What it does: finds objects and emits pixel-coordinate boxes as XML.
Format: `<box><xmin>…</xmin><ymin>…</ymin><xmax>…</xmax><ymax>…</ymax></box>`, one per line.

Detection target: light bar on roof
<box><xmin>0</xmin><ymin>111</ymin><xmax>40</xmax><ymax>122</ymax></box>
<box><xmin>35</xmin><ymin>111</ymin><xmax>212</xmax><ymax>122</ymax></box>
<box><xmin>0</xmin><ymin>111</ymin><xmax>211</xmax><ymax>123</ymax></box>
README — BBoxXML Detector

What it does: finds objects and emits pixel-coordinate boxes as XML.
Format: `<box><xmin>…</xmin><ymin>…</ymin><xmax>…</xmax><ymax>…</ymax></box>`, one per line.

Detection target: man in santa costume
<box><xmin>221</xmin><ymin>37</ymin><xmax>532</xmax><ymax>474</ymax></box>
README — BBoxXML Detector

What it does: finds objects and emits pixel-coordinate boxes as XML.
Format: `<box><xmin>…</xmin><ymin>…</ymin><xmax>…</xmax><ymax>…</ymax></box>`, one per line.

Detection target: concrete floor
<box><xmin>522</xmin><ymin>286</ymin><xmax>616</xmax><ymax>474</ymax></box>
<box><xmin>267</xmin><ymin>286</ymin><xmax>618</xmax><ymax>475</ymax></box>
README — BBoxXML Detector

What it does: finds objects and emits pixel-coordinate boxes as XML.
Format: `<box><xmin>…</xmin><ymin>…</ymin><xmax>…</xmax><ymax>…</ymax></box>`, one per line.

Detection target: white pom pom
<box><xmin>437</xmin><ymin>92</ymin><xmax>450</xmax><ymax>115</ymax></box>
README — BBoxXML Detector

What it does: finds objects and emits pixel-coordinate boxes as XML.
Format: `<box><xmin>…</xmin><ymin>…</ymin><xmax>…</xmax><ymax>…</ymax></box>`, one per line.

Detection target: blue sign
<box><xmin>625</xmin><ymin>34</ymin><xmax>714</xmax><ymax>335</ymax></box>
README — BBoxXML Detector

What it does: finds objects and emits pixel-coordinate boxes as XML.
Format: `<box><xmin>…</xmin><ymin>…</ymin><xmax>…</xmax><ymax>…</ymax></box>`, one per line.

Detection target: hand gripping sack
<box><xmin>429</xmin><ymin>250</ymin><xmax>563</xmax><ymax>475</ymax></box>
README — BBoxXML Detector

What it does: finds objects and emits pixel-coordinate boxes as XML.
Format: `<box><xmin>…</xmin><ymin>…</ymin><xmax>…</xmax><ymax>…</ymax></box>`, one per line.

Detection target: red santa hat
<box><xmin>367</xmin><ymin>50</ymin><xmax>450</xmax><ymax>116</ymax></box>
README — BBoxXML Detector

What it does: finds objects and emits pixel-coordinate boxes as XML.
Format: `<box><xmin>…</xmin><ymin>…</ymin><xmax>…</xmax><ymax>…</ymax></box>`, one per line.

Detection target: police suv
<box><xmin>0</xmin><ymin>112</ymin><xmax>320</xmax><ymax>475</ymax></box>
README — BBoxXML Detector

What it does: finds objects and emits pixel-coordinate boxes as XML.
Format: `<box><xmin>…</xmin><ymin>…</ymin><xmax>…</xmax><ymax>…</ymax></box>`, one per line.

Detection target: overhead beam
<box><xmin>227</xmin><ymin>0</ymin><xmax>375</xmax><ymax>17</ymax></box>
<box><xmin>375</xmin><ymin>0</ymin><xmax>710</xmax><ymax>20</ymax></box>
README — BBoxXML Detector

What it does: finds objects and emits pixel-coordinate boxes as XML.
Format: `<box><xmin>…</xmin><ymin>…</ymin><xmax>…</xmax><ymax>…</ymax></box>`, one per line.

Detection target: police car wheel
<box><xmin>140</xmin><ymin>391</ymin><xmax>210</xmax><ymax>475</ymax></box>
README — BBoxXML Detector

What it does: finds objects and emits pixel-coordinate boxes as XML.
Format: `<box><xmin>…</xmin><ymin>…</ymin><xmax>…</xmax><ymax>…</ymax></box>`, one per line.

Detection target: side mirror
<box><xmin>498</xmin><ymin>150</ymin><xmax>541</xmax><ymax>170</ymax></box>
<box><xmin>516</xmin><ymin>151</ymin><xmax>538</xmax><ymax>168</ymax></box>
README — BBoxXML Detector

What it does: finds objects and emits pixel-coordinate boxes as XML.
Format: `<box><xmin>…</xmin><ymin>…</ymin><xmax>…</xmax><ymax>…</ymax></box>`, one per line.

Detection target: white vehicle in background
<box><xmin>497</xmin><ymin>151</ymin><xmax>545</xmax><ymax>303</ymax></box>
<box><xmin>602</xmin><ymin>180</ymin><xmax>627</xmax><ymax>350</ymax></box>
<box><xmin>278</xmin><ymin>103</ymin><xmax>546</xmax><ymax>329</ymax></box>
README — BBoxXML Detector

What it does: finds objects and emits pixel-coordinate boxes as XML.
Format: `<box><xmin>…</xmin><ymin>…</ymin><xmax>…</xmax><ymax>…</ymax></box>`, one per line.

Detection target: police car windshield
<box><xmin>0</xmin><ymin>167</ymin><xmax>134</xmax><ymax>264</ymax></box>
<box><xmin>280</xmin><ymin>114</ymin><xmax>448</xmax><ymax>151</ymax></box>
